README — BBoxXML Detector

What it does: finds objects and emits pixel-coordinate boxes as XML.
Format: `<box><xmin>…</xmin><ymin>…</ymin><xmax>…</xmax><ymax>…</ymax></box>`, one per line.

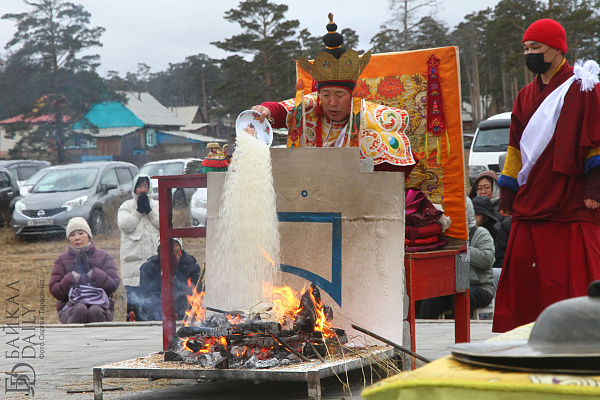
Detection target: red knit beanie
<box><xmin>523</xmin><ymin>19</ymin><xmax>567</xmax><ymax>54</ymax></box>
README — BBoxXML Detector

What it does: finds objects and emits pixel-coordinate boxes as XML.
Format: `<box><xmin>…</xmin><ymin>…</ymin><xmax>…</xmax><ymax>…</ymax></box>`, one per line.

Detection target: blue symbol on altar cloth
<box><xmin>277</xmin><ymin>212</ymin><xmax>342</xmax><ymax>306</ymax></box>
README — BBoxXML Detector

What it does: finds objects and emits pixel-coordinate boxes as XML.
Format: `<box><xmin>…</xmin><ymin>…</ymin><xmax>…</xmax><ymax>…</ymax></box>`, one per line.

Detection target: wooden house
<box><xmin>72</xmin><ymin>92</ymin><xmax>225</xmax><ymax>166</ymax></box>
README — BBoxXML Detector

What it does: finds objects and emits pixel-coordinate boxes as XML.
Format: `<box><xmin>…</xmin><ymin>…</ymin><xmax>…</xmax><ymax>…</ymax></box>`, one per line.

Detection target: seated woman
<box><xmin>418</xmin><ymin>197</ymin><xmax>495</xmax><ymax>318</ymax></box>
<box><xmin>49</xmin><ymin>217</ymin><xmax>120</xmax><ymax>323</ymax></box>
<box><xmin>136</xmin><ymin>238</ymin><xmax>201</xmax><ymax>321</ymax></box>
<box><xmin>472</xmin><ymin>195</ymin><xmax>498</xmax><ymax>240</ymax></box>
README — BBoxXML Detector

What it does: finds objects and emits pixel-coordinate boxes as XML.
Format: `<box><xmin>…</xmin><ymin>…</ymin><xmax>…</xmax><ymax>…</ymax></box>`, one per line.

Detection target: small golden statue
<box><xmin>201</xmin><ymin>142</ymin><xmax>229</xmax><ymax>172</ymax></box>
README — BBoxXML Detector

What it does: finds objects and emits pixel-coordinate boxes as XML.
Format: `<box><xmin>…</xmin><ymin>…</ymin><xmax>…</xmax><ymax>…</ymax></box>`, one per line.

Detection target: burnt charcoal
<box><xmin>243</xmin><ymin>355</ymin><xmax>282</xmax><ymax>369</ymax></box>
<box><xmin>164</xmin><ymin>351</ymin><xmax>184</xmax><ymax>362</ymax></box>
<box><xmin>229</xmin><ymin>333</ymin><xmax>278</xmax><ymax>347</ymax></box>
<box><xmin>279</xmin><ymin>331</ymin><xmax>322</xmax><ymax>343</ymax></box>
<box><xmin>199</xmin><ymin>352</ymin><xmax>227</xmax><ymax>368</ymax></box>
<box><xmin>230</xmin><ymin>345</ymin><xmax>249</xmax><ymax>359</ymax></box>
<box><xmin>324</xmin><ymin>305</ymin><xmax>333</xmax><ymax>322</ymax></box>
<box><xmin>185</xmin><ymin>338</ymin><xmax>207</xmax><ymax>353</ymax></box>
<box><xmin>280</xmin><ymin>315</ymin><xmax>294</xmax><ymax>331</ymax></box>
<box><xmin>303</xmin><ymin>342</ymin><xmax>327</xmax><ymax>358</ymax></box>
<box><xmin>167</xmin><ymin>336</ymin><xmax>183</xmax><ymax>352</ymax></box>
<box><xmin>229</xmin><ymin>320</ymin><xmax>282</xmax><ymax>335</ymax></box>
<box><xmin>214</xmin><ymin>356</ymin><xmax>229</xmax><ymax>369</ymax></box>
<box><xmin>284</xmin><ymin>353</ymin><xmax>302</xmax><ymax>363</ymax></box>
<box><xmin>177</xmin><ymin>325</ymin><xmax>231</xmax><ymax>338</ymax></box>
<box><xmin>294</xmin><ymin>313</ymin><xmax>315</xmax><ymax>333</ymax></box>
<box><xmin>333</xmin><ymin>328</ymin><xmax>348</xmax><ymax>344</ymax></box>
<box><xmin>294</xmin><ymin>284</ymin><xmax>319</xmax><ymax>333</ymax></box>
<box><xmin>205</xmin><ymin>313</ymin><xmax>231</xmax><ymax>327</ymax></box>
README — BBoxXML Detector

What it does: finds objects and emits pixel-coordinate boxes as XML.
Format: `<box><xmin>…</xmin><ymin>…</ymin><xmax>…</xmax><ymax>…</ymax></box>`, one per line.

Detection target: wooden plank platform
<box><xmin>93</xmin><ymin>347</ymin><xmax>395</xmax><ymax>400</ymax></box>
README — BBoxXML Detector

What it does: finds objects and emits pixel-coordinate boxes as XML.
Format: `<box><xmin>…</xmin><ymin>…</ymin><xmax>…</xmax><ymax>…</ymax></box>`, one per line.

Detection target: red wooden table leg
<box><xmin>408</xmin><ymin>300</ymin><xmax>416</xmax><ymax>353</ymax></box>
<box><xmin>454</xmin><ymin>289</ymin><xmax>470</xmax><ymax>343</ymax></box>
<box><xmin>404</xmin><ymin>259</ymin><xmax>416</xmax><ymax>353</ymax></box>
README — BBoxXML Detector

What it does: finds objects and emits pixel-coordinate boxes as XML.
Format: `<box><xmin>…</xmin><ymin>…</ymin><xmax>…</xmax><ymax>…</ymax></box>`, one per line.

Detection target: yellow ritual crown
<box><xmin>296</xmin><ymin>13</ymin><xmax>371</xmax><ymax>91</ymax></box>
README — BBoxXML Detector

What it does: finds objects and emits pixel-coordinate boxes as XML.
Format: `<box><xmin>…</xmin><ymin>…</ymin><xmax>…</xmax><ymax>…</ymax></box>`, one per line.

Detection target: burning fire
<box><xmin>180</xmin><ymin>279</ymin><xmax>337</xmax><ymax>356</ymax></box>
<box><xmin>262</xmin><ymin>282</ymin><xmax>300</xmax><ymax>322</ymax></box>
<box><xmin>307</xmin><ymin>285</ymin><xmax>328</xmax><ymax>333</ymax></box>
<box><xmin>261</xmin><ymin>282</ymin><xmax>334</xmax><ymax>336</ymax></box>
<box><xmin>183</xmin><ymin>336</ymin><xmax>227</xmax><ymax>353</ymax></box>
<box><xmin>184</xmin><ymin>279</ymin><xmax>206</xmax><ymax>327</ymax></box>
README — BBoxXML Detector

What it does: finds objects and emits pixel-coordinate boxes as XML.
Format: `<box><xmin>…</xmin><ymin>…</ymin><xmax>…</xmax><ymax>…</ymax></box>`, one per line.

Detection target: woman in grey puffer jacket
<box><xmin>418</xmin><ymin>197</ymin><xmax>495</xmax><ymax>318</ymax></box>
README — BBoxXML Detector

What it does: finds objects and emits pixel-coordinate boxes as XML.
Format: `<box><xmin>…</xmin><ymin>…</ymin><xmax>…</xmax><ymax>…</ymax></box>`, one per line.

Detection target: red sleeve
<box><xmin>260</xmin><ymin>102</ymin><xmax>288</xmax><ymax>129</ymax></box>
<box><xmin>585</xmin><ymin>167</ymin><xmax>600</xmax><ymax>201</ymax></box>
<box><xmin>499</xmin><ymin>186</ymin><xmax>516</xmax><ymax>211</ymax></box>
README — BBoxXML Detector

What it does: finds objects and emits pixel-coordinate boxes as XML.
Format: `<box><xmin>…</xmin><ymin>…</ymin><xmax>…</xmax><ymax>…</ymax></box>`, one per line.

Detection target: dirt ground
<box><xmin>0</xmin><ymin>151</ymin><xmax>471</xmax><ymax>326</ymax></box>
<box><xmin>0</xmin><ymin>208</ymin><xmax>206</xmax><ymax>325</ymax></box>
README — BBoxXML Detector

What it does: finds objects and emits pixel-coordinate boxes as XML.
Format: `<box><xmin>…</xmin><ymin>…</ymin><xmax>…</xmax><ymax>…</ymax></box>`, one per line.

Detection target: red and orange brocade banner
<box><xmin>297</xmin><ymin>46</ymin><xmax>467</xmax><ymax>241</ymax></box>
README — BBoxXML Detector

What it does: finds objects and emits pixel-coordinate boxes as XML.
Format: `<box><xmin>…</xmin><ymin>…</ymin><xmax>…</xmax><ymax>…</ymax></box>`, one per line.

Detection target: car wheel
<box><xmin>173</xmin><ymin>189</ymin><xmax>187</xmax><ymax>207</ymax></box>
<box><xmin>90</xmin><ymin>209</ymin><xmax>106</xmax><ymax>234</ymax></box>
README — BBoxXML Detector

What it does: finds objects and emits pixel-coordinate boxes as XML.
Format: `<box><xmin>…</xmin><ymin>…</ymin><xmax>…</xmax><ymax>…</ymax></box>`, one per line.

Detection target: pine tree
<box><xmin>212</xmin><ymin>0</ymin><xmax>300</xmax><ymax>104</ymax></box>
<box><xmin>2</xmin><ymin>0</ymin><xmax>108</xmax><ymax>162</ymax></box>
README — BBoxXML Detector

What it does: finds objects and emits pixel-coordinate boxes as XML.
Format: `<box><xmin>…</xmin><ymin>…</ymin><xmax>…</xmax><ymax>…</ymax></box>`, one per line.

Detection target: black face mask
<box><xmin>525</xmin><ymin>52</ymin><xmax>552</xmax><ymax>74</ymax></box>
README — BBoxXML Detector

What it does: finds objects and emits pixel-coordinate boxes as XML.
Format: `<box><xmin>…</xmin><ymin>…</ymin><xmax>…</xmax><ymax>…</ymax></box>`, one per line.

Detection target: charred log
<box><xmin>229</xmin><ymin>333</ymin><xmax>278</xmax><ymax>348</ymax></box>
<box><xmin>304</xmin><ymin>342</ymin><xmax>327</xmax><ymax>358</ymax></box>
<box><xmin>177</xmin><ymin>325</ymin><xmax>230</xmax><ymax>338</ymax></box>
<box><xmin>294</xmin><ymin>283</ymin><xmax>319</xmax><ymax>332</ymax></box>
<box><xmin>164</xmin><ymin>351</ymin><xmax>184</xmax><ymax>362</ymax></box>
<box><xmin>332</xmin><ymin>328</ymin><xmax>348</xmax><ymax>344</ymax></box>
<box><xmin>230</xmin><ymin>320</ymin><xmax>282</xmax><ymax>335</ymax></box>
<box><xmin>178</xmin><ymin>320</ymin><xmax>281</xmax><ymax>338</ymax></box>
<box><xmin>324</xmin><ymin>305</ymin><xmax>333</xmax><ymax>322</ymax></box>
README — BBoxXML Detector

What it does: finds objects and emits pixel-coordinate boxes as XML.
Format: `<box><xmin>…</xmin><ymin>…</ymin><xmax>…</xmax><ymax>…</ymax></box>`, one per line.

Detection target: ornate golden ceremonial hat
<box><xmin>296</xmin><ymin>13</ymin><xmax>371</xmax><ymax>92</ymax></box>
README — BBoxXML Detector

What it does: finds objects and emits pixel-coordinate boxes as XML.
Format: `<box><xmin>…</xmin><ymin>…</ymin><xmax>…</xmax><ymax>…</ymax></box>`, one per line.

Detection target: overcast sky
<box><xmin>0</xmin><ymin>0</ymin><xmax>501</xmax><ymax>77</ymax></box>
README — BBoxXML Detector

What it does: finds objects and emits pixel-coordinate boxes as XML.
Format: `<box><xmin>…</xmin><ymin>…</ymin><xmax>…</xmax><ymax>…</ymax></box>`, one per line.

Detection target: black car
<box><xmin>0</xmin><ymin>160</ymin><xmax>51</xmax><ymax>187</ymax></box>
<box><xmin>0</xmin><ymin>167</ymin><xmax>20</xmax><ymax>226</ymax></box>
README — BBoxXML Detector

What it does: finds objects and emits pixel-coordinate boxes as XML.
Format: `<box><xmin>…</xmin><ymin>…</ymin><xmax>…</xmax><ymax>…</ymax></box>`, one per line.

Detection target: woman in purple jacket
<box><xmin>49</xmin><ymin>217</ymin><xmax>121</xmax><ymax>323</ymax></box>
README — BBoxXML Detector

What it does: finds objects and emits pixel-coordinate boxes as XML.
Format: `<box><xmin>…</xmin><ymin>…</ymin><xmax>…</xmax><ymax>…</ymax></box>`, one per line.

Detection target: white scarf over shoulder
<box><xmin>518</xmin><ymin>60</ymin><xmax>600</xmax><ymax>186</ymax></box>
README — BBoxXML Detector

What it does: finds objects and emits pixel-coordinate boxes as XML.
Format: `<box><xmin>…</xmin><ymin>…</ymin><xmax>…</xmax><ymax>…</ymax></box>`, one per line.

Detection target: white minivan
<box><xmin>467</xmin><ymin>112</ymin><xmax>511</xmax><ymax>184</ymax></box>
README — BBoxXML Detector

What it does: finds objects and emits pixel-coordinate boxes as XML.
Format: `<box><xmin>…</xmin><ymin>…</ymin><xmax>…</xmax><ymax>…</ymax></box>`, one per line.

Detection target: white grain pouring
<box><xmin>207</xmin><ymin>130</ymin><xmax>280</xmax><ymax>311</ymax></box>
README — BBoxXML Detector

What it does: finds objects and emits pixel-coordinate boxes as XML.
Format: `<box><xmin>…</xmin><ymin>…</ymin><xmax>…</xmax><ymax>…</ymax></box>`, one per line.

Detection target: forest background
<box><xmin>1</xmin><ymin>0</ymin><xmax>599</xmax><ymax>162</ymax></box>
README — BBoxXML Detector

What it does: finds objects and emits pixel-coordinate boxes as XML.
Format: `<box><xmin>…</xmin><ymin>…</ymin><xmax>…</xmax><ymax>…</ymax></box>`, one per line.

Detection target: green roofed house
<box><xmin>72</xmin><ymin>91</ymin><xmax>226</xmax><ymax>165</ymax></box>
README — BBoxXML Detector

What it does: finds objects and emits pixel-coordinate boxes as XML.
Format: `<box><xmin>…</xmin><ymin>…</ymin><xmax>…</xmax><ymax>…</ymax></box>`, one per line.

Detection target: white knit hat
<box><xmin>66</xmin><ymin>217</ymin><xmax>92</xmax><ymax>239</ymax></box>
<box><xmin>156</xmin><ymin>237</ymin><xmax>183</xmax><ymax>252</ymax></box>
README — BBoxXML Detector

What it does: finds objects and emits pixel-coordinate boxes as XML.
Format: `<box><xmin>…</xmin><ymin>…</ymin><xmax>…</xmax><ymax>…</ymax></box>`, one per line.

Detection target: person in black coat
<box><xmin>472</xmin><ymin>195</ymin><xmax>499</xmax><ymax>240</ymax></box>
<box><xmin>136</xmin><ymin>238</ymin><xmax>201</xmax><ymax>321</ymax></box>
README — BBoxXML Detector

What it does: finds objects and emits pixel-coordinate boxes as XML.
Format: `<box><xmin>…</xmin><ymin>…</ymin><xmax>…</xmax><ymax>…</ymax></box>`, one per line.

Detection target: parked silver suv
<box><xmin>12</xmin><ymin>161</ymin><xmax>138</xmax><ymax>238</ymax></box>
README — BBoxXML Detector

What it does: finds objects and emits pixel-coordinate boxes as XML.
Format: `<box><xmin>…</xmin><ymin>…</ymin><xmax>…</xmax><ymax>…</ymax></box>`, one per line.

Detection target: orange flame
<box><xmin>259</xmin><ymin>246</ymin><xmax>278</xmax><ymax>269</ymax></box>
<box><xmin>184</xmin><ymin>280</ymin><xmax>206</xmax><ymax>326</ymax></box>
<box><xmin>232</xmin><ymin>346</ymin><xmax>248</xmax><ymax>357</ymax></box>
<box><xmin>262</xmin><ymin>282</ymin><xmax>335</xmax><ymax>336</ymax></box>
<box><xmin>226</xmin><ymin>313</ymin><xmax>243</xmax><ymax>324</ymax></box>
<box><xmin>262</xmin><ymin>282</ymin><xmax>302</xmax><ymax>322</ymax></box>
<box><xmin>306</xmin><ymin>285</ymin><xmax>335</xmax><ymax>337</ymax></box>
<box><xmin>183</xmin><ymin>336</ymin><xmax>227</xmax><ymax>353</ymax></box>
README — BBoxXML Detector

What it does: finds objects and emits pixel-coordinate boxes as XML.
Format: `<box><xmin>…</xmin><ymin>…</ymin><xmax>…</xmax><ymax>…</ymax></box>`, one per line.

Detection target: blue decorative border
<box><xmin>277</xmin><ymin>212</ymin><xmax>342</xmax><ymax>306</ymax></box>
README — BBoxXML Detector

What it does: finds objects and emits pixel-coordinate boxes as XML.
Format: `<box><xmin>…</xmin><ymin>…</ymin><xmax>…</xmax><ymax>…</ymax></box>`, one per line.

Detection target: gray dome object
<box><xmin>450</xmin><ymin>281</ymin><xmax>600</xmax><ymax>373</ymax></box>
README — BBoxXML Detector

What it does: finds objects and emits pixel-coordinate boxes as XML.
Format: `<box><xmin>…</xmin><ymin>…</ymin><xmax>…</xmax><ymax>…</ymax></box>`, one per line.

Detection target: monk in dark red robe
<box><xmin>493</xmin><ymin>19</ymin><xmax>600</xmax><ymax>332</ymax></box>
